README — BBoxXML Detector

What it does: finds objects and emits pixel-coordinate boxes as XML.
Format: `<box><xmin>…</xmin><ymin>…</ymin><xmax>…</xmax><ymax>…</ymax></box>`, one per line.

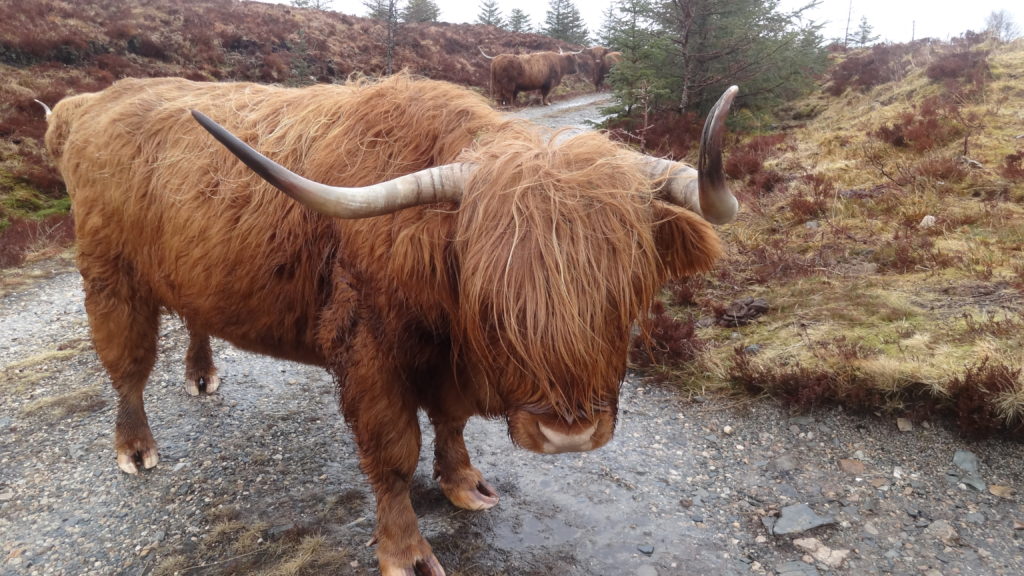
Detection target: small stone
<box><xmin>793</xmin><ymin>537</ymin><xmax>850</xmax><ymax>569</ymax></box>
<box><xmin>838</xmin><ymin>459</ymin><xmax>865</xmax><ymax>475</ymax></box>
<box><xmin>770</xmin><ymin>454</ymin><xmax>798</xmax><ymax>473</ymax></box>
<box><xmin>896</xmin><ymin>418</ymin><xmax>913</xmax><ymax>432</ymax></box>
<box><xmin>635</xmin><ymin>565</ymin><xmax>658</xmax><ymax>576</ymax></box>
<box><xmin>723</xmin><ymin>425</ymin><xmax>734</xmax><ymax>435</ymax></box>
<box><xmin>0</xmin><ymin>490</ymin><xmax>14</xmax><ymax>502</ymax></box>
<box><xmin>924</xmin><ymin>519</ymin><xmax>959</xmax><ymax>546</ymax></box>
<box><xmin>772</xmin><ymin>503</ymin><xmax>835</xmax><ymax>535</ymax></box>
<box><xmin>953</xmin><ymin>450</ymin><xmax>980</xmax><ymax>476</ymax></box>
<box><xmin>863</xmin><ymin>522</ymin><xmax>879</xmax><ymax>536</ymax></box>
<box><xmin>776</xmin><ymin>560</ymin><xmax>819</xmax><ymax>576</ymax></box>
<box><xmin>989</xmin><ymin>485</ymin><xmax>1016</xmax><ymax>499</ymax></box>
<box><xmin>637</xmin><ymin>544</ymin><xmax>655</xmax><ymax>556</ymax></box>
<box><xmin>919</xmin><ymin>215</ymin><xmax>936</xmax><ymax>229</ymax></box>
<box><xmin>1013</xmin><ymin>520</ymin><xmax>1024</xmax><ymax>531</ymax></box>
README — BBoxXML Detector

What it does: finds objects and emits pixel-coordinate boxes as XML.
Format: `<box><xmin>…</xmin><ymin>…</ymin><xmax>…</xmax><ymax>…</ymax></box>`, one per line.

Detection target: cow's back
<box><xmin>47</xmin><ymin>76</ymin><xmax>503</xmax><ymax>362</ymax></box>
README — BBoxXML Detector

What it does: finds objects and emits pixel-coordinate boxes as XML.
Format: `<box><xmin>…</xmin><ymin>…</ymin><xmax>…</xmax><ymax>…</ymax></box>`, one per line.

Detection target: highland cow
<box><xmin>480</xmin><ymin>47</ymin><xmax>581</xmax><ymax>106</ymax></box>
<box><xmin>44</xmin><ymin>74</ymin><xmax>739</xmax><ymax>576</ymax></box>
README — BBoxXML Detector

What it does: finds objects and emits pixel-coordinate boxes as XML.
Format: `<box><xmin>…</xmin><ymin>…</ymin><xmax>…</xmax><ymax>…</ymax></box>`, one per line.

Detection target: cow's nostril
<box><xmin>537</xmin><ymin>421</ymin><xmax>597</xmax><ymax>453</ymax></box>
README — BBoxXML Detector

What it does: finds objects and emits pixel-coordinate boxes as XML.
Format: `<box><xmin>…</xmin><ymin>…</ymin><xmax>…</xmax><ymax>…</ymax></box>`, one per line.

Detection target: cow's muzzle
<box><xmin>508</xmin><ymin>408</ymin><xmax>615</xmax><ymax>454</ymax></box>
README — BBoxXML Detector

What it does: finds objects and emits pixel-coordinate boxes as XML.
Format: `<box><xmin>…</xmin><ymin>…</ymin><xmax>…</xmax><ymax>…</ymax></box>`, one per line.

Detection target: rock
<box><xmin>924</xmin><ymin>519</ymin><xmax>959</xmax><ymax>546</ymax></box>
<box><xmin>793</xmin><ymin>537</ymin><xmax>851</xmax><ymax>569</ymax></box>
<box><xmin>951</xmin><ymin>450</ymin><xmax>986</xmax><ymax>491</ymax></box>
<box><xmin>896</xmin><ymin>417</ymin><xmax>913</xmax><ymax>432</ymax></box>
<box><xmin>717</xmin><ymin>297</ymin><xmax>770</xmax><ymax>327</ymax></box>
<box><xmin>723</xmin><ymin>425</ymin><xmax>734</xmax><ymax>435</ymax></box>
<box><xmin>838</xmin><ymin>458</ymin><xmax>865</xmax><ymax>475</ymax></box>
<box><xmin>772</xmin><ymin>504</ymin><xmax>835</xmax><ymax>535</ymax></box>
<box><xmin>989</xmin><ymin>485</ymin><xmax>1016</xmax><ymax>500</ymax></box>
<box><xmin>635</xmin><ymin>566</ymin><xmax>658</xmax><ymax>576</ymax></box>
<box><xmin>918</xmin><ymin>216</ymin><xmax>936</xmax><ymax>229</ymax></box>
<box><xmin>953</xmin><ymin>450</ymin><xmax>980</xmax><ymax>475</ymax></box>
<box><xmin>0</xmin><ymin>489</ymin><xmax>14</xmax><ymax>502</ymax></box>
<box><xmin>637</xmin><ymin>544</ymin><xmax>655</xmax><ymax>556</ymax></box>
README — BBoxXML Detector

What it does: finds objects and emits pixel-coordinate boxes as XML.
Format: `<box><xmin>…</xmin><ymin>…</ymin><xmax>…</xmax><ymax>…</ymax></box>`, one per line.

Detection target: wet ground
<box><xmin>2</xmin><ymin>96</ymin><xmax>1023</xmax><ymax>576</ymax></box>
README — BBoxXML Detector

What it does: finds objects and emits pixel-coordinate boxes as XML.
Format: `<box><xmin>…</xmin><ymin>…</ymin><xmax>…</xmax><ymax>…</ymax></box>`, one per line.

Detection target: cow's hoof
<box><xmin>379</xmin><ymin>554</ymin><xmax>446</xmax><ymax>576</ymax></box>
<box><xmin>116</xmin><ymin>444</ymin><xmax>159</xmax><ymax>474</ymax></box>
<box><xmin>185</xmin><ymin>374</ymin><xmax>220</xmax><ymax>396</ymax></box>
<box><xmin>438</xmin><ymin>470</ymin><xmax>499</xmax><ymax>511</ymax></box>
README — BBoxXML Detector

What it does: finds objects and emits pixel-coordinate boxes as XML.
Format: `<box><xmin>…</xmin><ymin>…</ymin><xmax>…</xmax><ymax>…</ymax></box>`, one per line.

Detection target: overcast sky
<box><xmin>263</xmin><ymin>1</ymin><xmax>1022</xmax><ymax>44</ymax></box>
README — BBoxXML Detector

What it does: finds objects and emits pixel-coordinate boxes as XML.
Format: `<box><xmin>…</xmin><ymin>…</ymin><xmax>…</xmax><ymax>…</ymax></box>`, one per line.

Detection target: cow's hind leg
<box><xmin>429</xmin><ymin>414</ymin><xmax>499</xmax><ymax>511</ymax></box>
<box><xmin>184</xmin><ymin>326</ymin><xmax>219</xmax><ymax>396</ymax></box>
<box><xmin>81</xmin><ymin>261</ymin><xmax>161</xmax><ymax>474</ymax></box>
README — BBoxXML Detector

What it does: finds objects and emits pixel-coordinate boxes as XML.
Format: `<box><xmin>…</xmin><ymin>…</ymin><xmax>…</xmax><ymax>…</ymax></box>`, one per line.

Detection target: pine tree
<box><xmin>851</xmin><ymin>16</ymin><xmax>880</xmax><ymax>47</ymax></box>
<box><xmin>477</xmin><ymin>0</ymin><xmax>505</xmax><ymax>28</ymax></box>
<box><xmin>508</xmin><ymin>9</ymin><xmax>533</xmax><ymax>33</ymax></box>
<box><xmin>600</xmin><ymin>0</ymin><xmax>827</xmax><ymax>115</ymax></box>
<box><xmin>401</xmin><ymin>0</ymin><xmax>440</xmax><ymax>23</ymax></box>
<box><xmin>542</xmin><ymin>0</ymin><xmax>589</xmax><ymax>45</ymax></box>
<box><xmin>363</xmin><ymin>0</ymin><xmax>392</xmax><ymax>20</ymax></box>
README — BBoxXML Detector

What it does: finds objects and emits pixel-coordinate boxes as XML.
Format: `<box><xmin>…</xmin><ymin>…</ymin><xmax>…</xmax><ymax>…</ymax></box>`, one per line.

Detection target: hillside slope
<box><xmin>651</xmin><ymin>37</ymin><xmax>1024</xmax><ymax>436</ymax></box>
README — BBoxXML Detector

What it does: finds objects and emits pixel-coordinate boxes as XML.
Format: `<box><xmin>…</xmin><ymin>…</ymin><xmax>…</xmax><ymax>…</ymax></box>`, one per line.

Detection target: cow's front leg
<box><xmin>341</xmin><ymin>366</ymin><xmax>444</xmax><ymax>575</ymax></box>
<box><xmin>430</xmin><ymin>415</ymin><xmax>499</xmax><ymax>511</ymax></box>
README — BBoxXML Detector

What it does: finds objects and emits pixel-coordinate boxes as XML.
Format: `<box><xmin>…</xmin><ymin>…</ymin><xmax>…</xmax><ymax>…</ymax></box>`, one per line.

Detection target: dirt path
<box><xmin>2</xmin><ymin>95</ymin><xmax>1023</xmax><ymax>576</ymax></box>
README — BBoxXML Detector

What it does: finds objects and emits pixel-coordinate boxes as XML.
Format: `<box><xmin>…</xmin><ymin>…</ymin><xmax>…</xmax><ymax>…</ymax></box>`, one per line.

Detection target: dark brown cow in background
<box><xmin>480</xmin><ymin>47</ymin><xmax>580</xmax><ymax>106</ymax></box>
<box><xmin>581</xmin><ymin>46</ymin><xmax>623</xmax><ymax>90</ymax></box>
<box><xmin>44</xmin><ymin>73</ymin><xmax>739</xmax><ymax>576</ymax></box>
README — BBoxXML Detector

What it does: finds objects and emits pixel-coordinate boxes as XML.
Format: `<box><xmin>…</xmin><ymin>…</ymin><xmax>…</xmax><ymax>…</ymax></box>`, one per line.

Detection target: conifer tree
<box><xmin>477</xmin><ymin>0</ymin><xmax>505</xmax><ymax>28</ymax></box>
<box><xmin>851</xmin><ymin>16</ymin><xmax>880</xmax><ymax>47</ymax></box>
<box><xmin>401</xmin><ymin>0</ymin><xmax>440</xmax><ymax>23</ymax></box>
<box><xmin>542</xmin><ymin>0</ymin><xmax>589</xmax><ymax>45</ymax></box>
<box><xmin>508</xmin><ymin>8</ymin><xmax>533</xmax><ymax>33</ymax></box>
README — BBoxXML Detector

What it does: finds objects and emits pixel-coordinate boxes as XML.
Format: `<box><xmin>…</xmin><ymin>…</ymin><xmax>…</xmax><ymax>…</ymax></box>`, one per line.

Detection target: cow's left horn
<box><xmin>647</xmin><ymin>86</ymin><xmax>739</xmax><ymax>225</ymax></box>
<box><xmin>191</xmin><ymin>110</ymin><xmax>469</xmax><ymax>218</ymax></box>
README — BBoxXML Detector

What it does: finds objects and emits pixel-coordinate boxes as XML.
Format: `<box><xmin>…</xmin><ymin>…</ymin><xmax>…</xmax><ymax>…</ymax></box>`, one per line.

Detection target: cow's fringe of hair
<box><xmin>454</xmin><ymin>124</ymin><xmax>721</xmax><ymax>417</ymax></box>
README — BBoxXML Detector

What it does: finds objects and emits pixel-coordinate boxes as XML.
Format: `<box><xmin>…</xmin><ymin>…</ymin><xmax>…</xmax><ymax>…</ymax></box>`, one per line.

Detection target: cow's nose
<box><xmin>537</xmin><ymin>421</ymin><xmax>598</xmax><ymax>453</ymax></box>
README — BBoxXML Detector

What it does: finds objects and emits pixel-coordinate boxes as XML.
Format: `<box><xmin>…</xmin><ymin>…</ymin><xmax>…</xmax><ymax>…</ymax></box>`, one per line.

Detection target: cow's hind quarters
<box><xmin>435</xmin><ymin>466</ymin><xmax>499</xmax><ymax>511</ymax></box>
<box><xmin>115</xmin><ymin>428</ymin><xmax>159</xmax><ymax>474</ymax></box>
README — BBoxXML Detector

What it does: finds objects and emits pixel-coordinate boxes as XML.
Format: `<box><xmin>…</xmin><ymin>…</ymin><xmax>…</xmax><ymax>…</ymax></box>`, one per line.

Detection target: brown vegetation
<box><xmin>622</xmin><ymin>35</ymin><xmax>1024</xmax><ymax>438</ymax></box>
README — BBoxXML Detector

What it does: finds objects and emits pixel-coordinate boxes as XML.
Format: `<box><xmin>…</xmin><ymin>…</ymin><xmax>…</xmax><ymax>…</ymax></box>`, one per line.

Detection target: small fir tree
<box><xmin>477</xmin><ymin>0</ymin><xmax>505</xmax><ymax>28</ymax></box>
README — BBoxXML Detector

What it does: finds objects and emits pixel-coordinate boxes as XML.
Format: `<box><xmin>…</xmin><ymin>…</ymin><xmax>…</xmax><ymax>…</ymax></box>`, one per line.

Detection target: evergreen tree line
<box><xmin>358</xmin><ymin>0</ymin><xmax>590</xmax><ymax>43</ymax></box>
<box><xmin>353</xmin><ymin>1</ymin><xmax>830</xmax><ymax>116</ymax></box>
<box><xmin>598</xmin><ymin>0</ymin><xmax>828</xmax><ymax>116</ymax></box>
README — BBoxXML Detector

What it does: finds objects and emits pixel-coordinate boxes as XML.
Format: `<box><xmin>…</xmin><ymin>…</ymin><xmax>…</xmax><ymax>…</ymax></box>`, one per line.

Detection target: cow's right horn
<box><xmin>647</xmin><ymin>86</ymin><xmax>739</xmax><ymax>225</ymax></box>
<box><xmin>191</xmin><ymin>110</ymin><xmax>469</xmax><ymax>218</ymax></box>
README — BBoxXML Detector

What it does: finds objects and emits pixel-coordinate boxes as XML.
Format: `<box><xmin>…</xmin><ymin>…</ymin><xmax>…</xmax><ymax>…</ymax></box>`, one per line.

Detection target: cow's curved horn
<box><xmin>647</xmin><ymin>86</ymin><xmax>739</xmax><ymax>225</ymax></box>
<box><xmin>191</xmin><ymin>110</ymin><xmax>469</xmax><ymax>219</ymax></box>
<box><xmin>479</xmin><ymin>46</ymin><xmax>495</xmax><ymax>59</ymax></box>
<box><xmin>34</xmin><ymin>99</ymin><xmax>52</xmax><ymax>119</ymax></box>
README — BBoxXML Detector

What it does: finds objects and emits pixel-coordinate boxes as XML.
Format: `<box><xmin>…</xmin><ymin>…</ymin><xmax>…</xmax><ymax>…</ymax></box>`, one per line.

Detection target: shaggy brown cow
<box><xmin>580</xmin><ymin>46</ymin><xmax>623</xmax><ymax>90</ymax></box>
<box><xmin>480</xmin><ymin>47</ymin><xmax>580</xmax><ymax>106</ymax></box>
<box><xmin>44</xmin><ymin>74</ymin><xmax>738</xmax><ymax>576</ymax></box>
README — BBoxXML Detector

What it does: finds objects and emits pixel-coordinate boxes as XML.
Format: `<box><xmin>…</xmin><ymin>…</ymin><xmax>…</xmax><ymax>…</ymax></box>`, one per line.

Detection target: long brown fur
<box><xmin>489</xmin><ymin>51</ymin><xmax>579</xmax><ymax>106</ymax></box>
<box><xmin>45</xmin><ymin>73</ymin><xmax>722</xmax><ymax>574</ymax></box>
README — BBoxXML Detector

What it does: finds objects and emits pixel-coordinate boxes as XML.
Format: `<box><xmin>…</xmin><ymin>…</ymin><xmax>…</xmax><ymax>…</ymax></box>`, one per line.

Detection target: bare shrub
<box><xmin>0</xmin><ymin>214</ymin><xmax>75</xmax><ymax>268</ymax></box>
<box><xmin>630</xmin><ymin>301</ymin><xmax>705</xmax><ymax>376</ymax></box>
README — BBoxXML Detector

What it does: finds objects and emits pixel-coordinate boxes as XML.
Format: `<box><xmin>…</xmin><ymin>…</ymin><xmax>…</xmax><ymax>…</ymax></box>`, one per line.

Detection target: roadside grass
<box><xmin>18</xmin><ymin>384</ymin><xmax>106</xmax><ymax>420</ymax></box>
<box><xmin>154</xmin><ymin>499</ymin><xmax>358</xmax><ymax>575</ymax></box>
<box><xmin>633</xmin><ymin>37</ymin><xmax>1024</xmax><ymax>437</ymax></box>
